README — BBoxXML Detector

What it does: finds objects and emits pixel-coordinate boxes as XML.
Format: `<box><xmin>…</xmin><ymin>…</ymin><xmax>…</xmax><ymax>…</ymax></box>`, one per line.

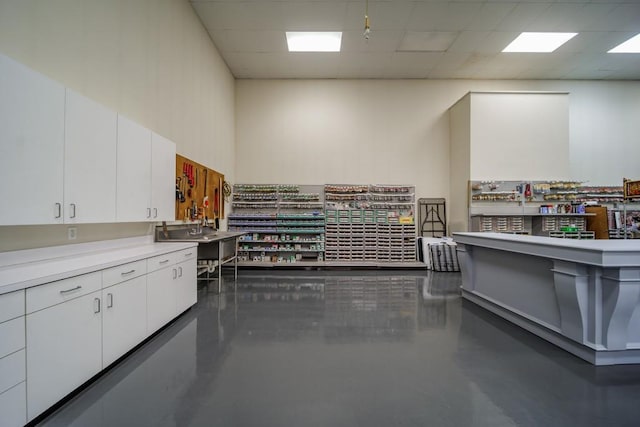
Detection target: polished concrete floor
<box><xmin>38</xmin><ymin>270</ymin><xmax>640</xmax><ymax>427</ymax></box>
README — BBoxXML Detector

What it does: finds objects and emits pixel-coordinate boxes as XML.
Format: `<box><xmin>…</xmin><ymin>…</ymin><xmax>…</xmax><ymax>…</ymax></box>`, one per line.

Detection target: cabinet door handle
<box><xmin>178</xmin><ymin>266</ymin><xmax>183</xmax><ymax>277</ymax></box>
<box><xmin>147</xmin><ymin>208</ymin><xmax>151</xmax><ymax>218</ymax></box>
<box><xmin>107</xmin><ymin>293</ymin><xmax>113</xmax><ymax>308</ymax></box>
<box><xmin>121</xmin><ymin>269</ymin><xmax>136</xmax><ymax>276</ymax></box>
<box><xmin>70</xmin><ymin>203</ymin><xmax>77</xmax><ymax>219</ymax></box>
<box><xmin>60</xmin><ymin>285</ymin><xmax>82</xmax><ymax>295</ymax></box>
<box><xmin>159</xmin><ymin>259</ymin><xmax>170</xmax><ymax>264</ymax></box>
<box><xmin>94</xmin><ymin>297</ymin><xmax>101</xmax><ymax>314</ymax></box>
<box><xmin>173</xmin><ymin>268</ymin><xmax>177</xmax><ymax>279</ymax></box>
<box><xmin>55</xmin><ymin>203</ymin><xmax>62</xmax><ymax>219</ymax></box>
<box><xmin>153</xmin><ymin>208</ymin><xmax>158</xmax><ymax>218</ymax></box>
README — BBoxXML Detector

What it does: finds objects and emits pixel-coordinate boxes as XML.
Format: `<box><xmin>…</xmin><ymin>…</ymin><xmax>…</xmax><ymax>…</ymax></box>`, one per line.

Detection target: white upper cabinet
<box><xmin>0</xmin><ymin>54</ymin><xmax>176</xmax><ymax>226</ymax></box>
<box><xmin>64</xmin><ymin>89</ymin><xmax>117</xmax><ymax>223</ymax></box>
<box><xmin>0</xmin><ymin>54</ymin><xmax>65</xmax><ymax>225</ymax></box>
<box><xmin>116</xmin><ymin>115</ymin><xmax>152</xmax><ymax>221</ymax></box>
<box><xmin>150</xmin><ymin>132</ymin><xmax>176</xmax><ymax>222</ymax></box>
<box><xmin>116</xmin><ymin>118</ymin><xmax>176</xmax><ymax>222</ymax></box>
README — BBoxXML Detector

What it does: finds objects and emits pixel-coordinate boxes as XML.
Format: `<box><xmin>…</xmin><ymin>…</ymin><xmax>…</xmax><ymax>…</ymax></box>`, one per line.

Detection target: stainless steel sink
<box><xmin>155</xmin><ymin>225</ymin><xmax>218</xmax><ymax>243</ymax></box>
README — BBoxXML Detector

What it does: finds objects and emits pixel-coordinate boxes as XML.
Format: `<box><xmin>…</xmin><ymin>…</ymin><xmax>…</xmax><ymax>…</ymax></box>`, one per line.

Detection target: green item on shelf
<box><xmin>561</xmin><ymin>226</ymin><xmax>578</xmax><ymax>232</ymax></box>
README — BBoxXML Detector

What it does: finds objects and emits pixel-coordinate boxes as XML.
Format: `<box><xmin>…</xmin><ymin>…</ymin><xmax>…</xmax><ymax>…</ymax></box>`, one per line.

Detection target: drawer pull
<box><xmin>184</xmin><ymin>252</ymin><xmax>193</xmax><ymax>257</ymax></box>
<box><xmin>60</xmin><ymin>285</ymin><xmax>82</xmax><ymax>295</ymax></box>
<box><xmin>121</xmin><ymin>269</ymin><xmax>136</xmax><ymax>276</ymax></box>
<box><xmin>159</xmin><ymin>259</ymin><xmax>170</xmax><ymax>264</ymax></box>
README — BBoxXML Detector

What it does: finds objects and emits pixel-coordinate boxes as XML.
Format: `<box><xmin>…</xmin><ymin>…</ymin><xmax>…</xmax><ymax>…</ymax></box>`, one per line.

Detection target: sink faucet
<box><xmin>190</xmin><ymin>221</ymin><xmax>202</xmax><ymax>236</ymax></box>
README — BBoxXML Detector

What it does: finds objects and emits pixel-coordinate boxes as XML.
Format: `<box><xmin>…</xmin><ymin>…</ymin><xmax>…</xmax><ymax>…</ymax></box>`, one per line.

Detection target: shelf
<box><xmin>238</xmin><ymin>248</ymin><xmax>323</xmax><ymax>253</ymax></box>
<box><xmin>239</xmin><ymin>239</ymin><xmax>324</xmax><ymax>243</ymax></box>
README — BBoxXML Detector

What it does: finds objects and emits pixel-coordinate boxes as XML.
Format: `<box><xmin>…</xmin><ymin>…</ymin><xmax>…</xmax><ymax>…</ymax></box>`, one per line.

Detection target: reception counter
<box><xmin>453</xmin><ymin>232</ymin><xmax>640</xmax><ymax>365</ymax></box>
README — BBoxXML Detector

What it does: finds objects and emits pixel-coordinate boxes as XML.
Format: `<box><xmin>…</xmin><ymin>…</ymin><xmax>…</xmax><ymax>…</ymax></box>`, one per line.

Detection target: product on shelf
<box><xmin>230</xmin><ymin>184</ymin><xmax>325</xmax><ymax>264</ymax></box>
<box><xmin>324</xmin><ymin>184</ymin><xmax>416</xmax><ymax>262</ymax></box>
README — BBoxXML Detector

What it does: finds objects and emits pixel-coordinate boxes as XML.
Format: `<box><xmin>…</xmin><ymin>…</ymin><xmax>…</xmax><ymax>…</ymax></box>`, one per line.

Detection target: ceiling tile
<box><xmin>465</xmin><ymin>3</ymin><xmax>517</xmax><ymax>32</ymax></box>
<box><xmin>211</xmin><ymin>30</ymin><xmax>287</xmax><ymax>53</ymax></box>
<box><xmin>397</xmin><ymin>32</ymin><xmax>458</xmax><ymax>52</ymax></box>
<box><xmin>192</xmin><ymin>2</ymin><xmax>284</xmax><ymax>31</ymax></box>
<box><xmin>407</xmin><ymin>2</ymin><xmax>483</xmax><ymax>32</ymax></box>
<box><xmin>281</xmin><ymin>2</ymin><xmax>348</xmax><ymax>31</ymax></box>
<box><xmin>496</xmin><ymin>3</ymin><xmax>552</xmax><ymax>31</ymax></box>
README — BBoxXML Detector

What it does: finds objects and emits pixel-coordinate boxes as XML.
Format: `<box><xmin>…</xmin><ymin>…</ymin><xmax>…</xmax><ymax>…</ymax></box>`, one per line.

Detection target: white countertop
<box><xmin>453</xmin><ymin>232</ymin><xmax>640</xmax><ymax>267</ymax></box>
<box><xmin>0</xmin><ymin>236</ymin><xmax>198</xmax><ymax>295</ymax></box>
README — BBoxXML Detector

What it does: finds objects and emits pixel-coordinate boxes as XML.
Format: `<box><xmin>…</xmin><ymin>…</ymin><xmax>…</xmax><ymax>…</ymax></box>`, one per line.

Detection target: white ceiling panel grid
<box><xmin>190</xmin><ymin>0</ymin><xmax>640</xmax><ymax>79</ymax></box>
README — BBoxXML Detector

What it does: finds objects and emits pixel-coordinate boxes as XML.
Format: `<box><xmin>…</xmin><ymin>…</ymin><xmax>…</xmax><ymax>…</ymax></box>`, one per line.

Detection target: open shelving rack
<box><xmin>229</xmin><ymin>184</ymin><xmax>326</xmax><ymax>266</ymax></box>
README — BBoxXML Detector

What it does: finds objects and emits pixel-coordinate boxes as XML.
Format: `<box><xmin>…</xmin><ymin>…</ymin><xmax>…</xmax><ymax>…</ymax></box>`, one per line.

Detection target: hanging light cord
<box><xmin>364</xmin><ymin>0</ymin><xmax>370</xmax><ymax>40</ymax></box>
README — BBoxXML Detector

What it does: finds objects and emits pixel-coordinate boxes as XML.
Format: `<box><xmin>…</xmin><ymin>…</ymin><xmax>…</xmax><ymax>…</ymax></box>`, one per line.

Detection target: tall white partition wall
<box><xmin>449</xmin><ymin>92</ymin><xmax>571</xmax><ymax>232</ymax></box>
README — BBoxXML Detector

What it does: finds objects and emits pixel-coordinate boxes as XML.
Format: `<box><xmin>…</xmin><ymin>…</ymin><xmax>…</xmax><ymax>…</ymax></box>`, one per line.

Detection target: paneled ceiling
<box><xmin>190</xmin><ymin>0</ymin><xmax>640</xmax><ymax>80</ymax></box>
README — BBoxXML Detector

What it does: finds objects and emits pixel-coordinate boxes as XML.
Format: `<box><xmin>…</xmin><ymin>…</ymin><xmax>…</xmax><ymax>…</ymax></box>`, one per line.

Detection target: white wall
<box><xmin>0</xmin><ymin>0</ymin><xmax>235</xmax><ymax>251</ymax></box>
<box><xmin>449</xmin><ymin>95</ymin><xmax>471</xmax><ymax>234</ymax></box>
<box><xmin>236</xmin><ymin>79</ymin><xmax>640</xmax><ymax>231</ymax></box>
<box><xmin>469</xmin><ymin>92</ymin><xmax>570</xmax><ymax>181</ymax></box>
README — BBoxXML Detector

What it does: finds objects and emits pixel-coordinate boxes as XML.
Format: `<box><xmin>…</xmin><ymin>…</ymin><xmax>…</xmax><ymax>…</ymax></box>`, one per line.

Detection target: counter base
<box><xmin>462</xmin><ymin>288</ymin><xmax>640</xmax><ymax>366</ymax></box>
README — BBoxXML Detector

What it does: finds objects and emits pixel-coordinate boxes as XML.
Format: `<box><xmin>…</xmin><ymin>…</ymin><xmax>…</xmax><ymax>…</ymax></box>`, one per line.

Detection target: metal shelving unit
<box><xmin>229</xmin><ymin>184</ymin><xmax>325</xmax><ymax>265</ymax></box>
<box><xmin>324</xmin><ymin>184</ymin><xmax>416</xmax><ymax>263</ymax></box>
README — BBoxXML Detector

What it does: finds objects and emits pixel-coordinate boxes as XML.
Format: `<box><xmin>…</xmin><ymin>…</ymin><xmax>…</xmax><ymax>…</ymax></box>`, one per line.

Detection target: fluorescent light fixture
<box><xmin>609</xmin><ymin>33</ymin><xmax>640</xmax><ymax>53</ymax></box>
<box><xmin>502</xmin><ymin>32</ymin><xmax>577</xmax><ymax>53</ymax></box>
<box><xmin>286</xmin><ymin>32</ymin><xmax>342</xmax><ymax>52</ymax></box>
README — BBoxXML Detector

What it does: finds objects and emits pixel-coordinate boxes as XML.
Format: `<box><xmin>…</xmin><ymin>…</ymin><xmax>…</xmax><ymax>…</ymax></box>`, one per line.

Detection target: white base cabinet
<box><xmin>102</xmin><ymin>275</ymin><xmax>148</xmax><ymax>367</ymax></box>
<box><xmin>17</xmin><ymin>244</ymin><xmax>198</xmax><ymax>424</ymax></box>
<box><xmin>0</xmin><ymin>383</ymin><xmax>27</xmax><ymax>427</ymax></box>
<box><xmin>26</xmin><ymin>279</ymin><xmax>103</xmax><ymax>420</ymax></box>
<box><xmin>146</xmin><ymin>248</ymin><xmax>197</xmax><ymax>333</ymax></box>
<box><xmin>0</xmin><ymin>290</ymin><xmax>26</xmax><ymax>427</ymax></box>
<box><xmin>176</xmin><ymin>255</ymin><xmax>198</xmax><ymax>314</ymax></box>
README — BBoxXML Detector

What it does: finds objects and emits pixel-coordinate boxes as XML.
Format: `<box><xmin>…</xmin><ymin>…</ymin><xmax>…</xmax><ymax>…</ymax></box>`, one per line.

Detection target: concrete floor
<box><xmin>37</xmin><ymin>270</ymin><xmax>640</xmax><ymax>426</ymax></box>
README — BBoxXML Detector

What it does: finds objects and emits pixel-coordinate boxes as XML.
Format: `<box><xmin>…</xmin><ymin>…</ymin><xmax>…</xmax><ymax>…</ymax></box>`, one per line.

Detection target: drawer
<box><xmin>0</xmin><ymin>382</ymin><xmax>26</xmax><ymax>427</ymax></box>
<box><xmin>102</xmin><ymin>259</ymin><xmax>147</xmax><ymax>288</ymax></box>
<box><xmin>147</xmin><ymin>252</ymin><xmax>177</xmax><ymax>273</ymax></box>
<box><xmin>26</xmin><ymin>271</ymin><xmax>101</xmax><ymax>314</ymax></box>
<box><xmin>0</xmin><ymin>317</ymin><xmax>25</xmax><ymax>359</ymax></box>
<box><xmin>0</xmin><ymin>290</ymin><xmax>24</xmax><ymax>323</ymax></box>
<box><xmin>176</xmin><ymin>248</ymin><xmax>197</xmax><ymax>262</ymax></box>
<box><xmin>0</xmin><ymin>349</ymin><xmax>25</xmax><ymax>394</ymax></box>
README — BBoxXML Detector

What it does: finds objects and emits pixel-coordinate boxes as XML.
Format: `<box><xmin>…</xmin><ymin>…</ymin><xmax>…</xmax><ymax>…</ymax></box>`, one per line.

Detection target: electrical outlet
<box><xmin>68</xmin><ymin>227</ymin><xmax>77</xmax><ymax>240</ymax></box>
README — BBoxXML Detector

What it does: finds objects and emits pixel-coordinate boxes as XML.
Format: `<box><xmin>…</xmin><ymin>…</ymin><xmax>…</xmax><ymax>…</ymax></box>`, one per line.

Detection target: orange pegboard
<box><xmin>175</xmin><ymin>154</ymin><xmax>224</xmax><ymax>222</ymax></box>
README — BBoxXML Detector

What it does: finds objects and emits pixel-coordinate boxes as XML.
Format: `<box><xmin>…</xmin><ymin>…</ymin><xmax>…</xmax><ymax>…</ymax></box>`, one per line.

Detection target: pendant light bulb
<box><xmin>363</xmin><ymin>0</ymin><xmax>370</xmax><ymax>40</ymax></box>
<box><xmin>364</xmin><ymin>15</ymin><xmax>370</xmax><ymax>40</ymax></box>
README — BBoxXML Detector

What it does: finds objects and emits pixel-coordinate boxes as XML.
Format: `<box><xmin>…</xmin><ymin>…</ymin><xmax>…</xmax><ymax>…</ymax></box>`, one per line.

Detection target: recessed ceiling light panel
<box><xmin>286</xmin><ymin>32</ymin><xmax>342</xmax><ymax>52</ymax></box>
<box><xmin>609</xmin><ymin>33</ymin><xmax>640</xmax><ymax>53</ymax></box>
<box><xmin>502</xmin><ymin>32</ymin><xmax>577</xmax><ymax>53</ymax></box>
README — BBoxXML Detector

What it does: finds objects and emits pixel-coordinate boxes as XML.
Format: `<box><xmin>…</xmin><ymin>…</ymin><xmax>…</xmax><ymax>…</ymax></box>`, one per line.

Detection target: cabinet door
<box><xmin>150</xmin><ymin>133</ymin><xmax>176</xmax><ymax>221</ymax></box>
<box><xmin>116</xmin><ymin>115</ymin><xmax>152</xmax><ymax>222</ymax></box>
<box><xmin>64</xmin><ymin>89</ymin><xmax>117</xmax><ymax>223</ymax></box>
<box><xmin>176</xmin><ymin>256</ymin><xmax>197</xmax><ymax>314</ymax></box>
<box><xmin>0</xmin><ymin>54</ymin><xmax>65</xmax><ymax>225</ymax></box>
<box><xmin>102</xmin><ymin>275</ymin><xmax>147</xmax><ymax>367</ymax></box>
<box><xmin>146</xmin><ymin>266</ymin><xmax>176</xmax><ymax>334</ymax></box>
<box><xmin>26</xmin><ymin>291</ymin><xmax>102</xmax><ymax>421</ymax></box>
